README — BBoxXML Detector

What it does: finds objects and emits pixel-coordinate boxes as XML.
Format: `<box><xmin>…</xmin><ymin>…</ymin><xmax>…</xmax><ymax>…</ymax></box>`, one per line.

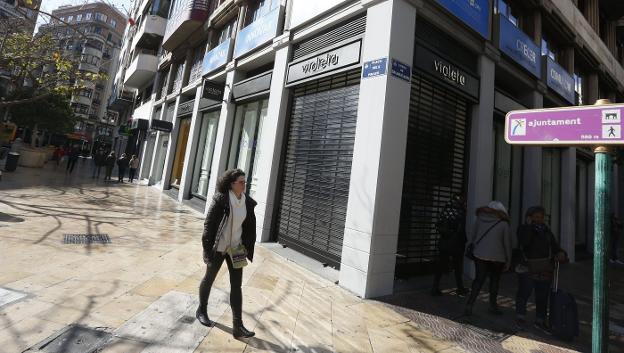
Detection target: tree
<box><xmin>0</xmin><ymin>0</ymin><xmax>107</xmax><ymax>108</ymax></box>
<box><xmin>10</xmin><ymin>92</ymin><xmax>78</xmax><ymax>139</ymax></box>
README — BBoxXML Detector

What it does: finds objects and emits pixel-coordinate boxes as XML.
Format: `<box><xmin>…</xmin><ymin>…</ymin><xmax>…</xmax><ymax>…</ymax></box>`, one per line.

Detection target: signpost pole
<box><xmin>592</xmin><ymin>99</ymin><xmax>612</xmax><ymax>353</ymax></box>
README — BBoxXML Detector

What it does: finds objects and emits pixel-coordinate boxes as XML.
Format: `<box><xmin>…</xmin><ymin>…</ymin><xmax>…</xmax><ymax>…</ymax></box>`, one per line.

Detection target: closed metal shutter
<box><xmin>276</xmin><ymin>69</ymin><xmax>361</xmax><ymax>268</ymax></box>
<box><xmin>396</xmin><ymin>71</ymin><xmax>470</xmax><ymax>277</ymax></box>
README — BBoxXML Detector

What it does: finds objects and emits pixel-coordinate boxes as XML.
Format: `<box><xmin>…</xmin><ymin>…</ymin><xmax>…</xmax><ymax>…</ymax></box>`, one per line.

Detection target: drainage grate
<box><xmin>63</xmin><ymin>234</ymin><xmax>111</xmax><ymax>244</ymax></box>
<box><xmin>25</xmin><ymin>325</ymin><xmax>112</xmax><ymax>353</ymax></box>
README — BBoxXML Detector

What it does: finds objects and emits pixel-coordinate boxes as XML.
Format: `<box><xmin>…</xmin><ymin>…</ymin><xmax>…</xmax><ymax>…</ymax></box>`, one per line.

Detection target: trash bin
<box><xmin>4</xmin><ymin>152</ymin><xmax>19</xmax><ymax>172</ymax></box>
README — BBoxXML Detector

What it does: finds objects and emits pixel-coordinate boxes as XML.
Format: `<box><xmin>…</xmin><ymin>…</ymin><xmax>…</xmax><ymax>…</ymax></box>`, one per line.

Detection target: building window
<box><xmin>60</xmin><ymin>17</ymin><xmax>65</xmax><ymax>22</ymax></box>
<box><xmin>110</xmin><ymin>19</ymin><xmax>117</xmax><ymax>28</ymax></box>
<box><xmin>495</xmin><ymin>0</ymin><xmax>520</xmax><ymax>27</ymax></box>
<box><xmin>76</xmin><ymin>14</ymin><xmax>82</xmax><ymax>21</ymax></box>
<box><xmin>68</xmin><ymin>15</ymin><xmax>73</xmax><ymax>22</ymax></box>
<box><xmin>189</xmin><ymin>44</ymin><xmax>204</xmax><ymax>83</ymax></box>
<box><xmin>213</xmin><ymin>19</ymin><xmax>236</xmax><ymax>47</ymax></box>
<box><xmin>541</xmin><ymin>38</ymin><xmax>556</xmax><ymax>61</ymax></box>
<box><xmin>575</xmin><ymin>73</ymin><xmax>584</xmax><ymax>105</ymax></box>
<box><xmin>86</xmin><ymin>13</ymin><xmax>92</xmax><ymax>20</ymax></box>
<box><xmin>245</xmin><ymin>0</ymin><xmax>276</xmax><ymax>26</ymax></box>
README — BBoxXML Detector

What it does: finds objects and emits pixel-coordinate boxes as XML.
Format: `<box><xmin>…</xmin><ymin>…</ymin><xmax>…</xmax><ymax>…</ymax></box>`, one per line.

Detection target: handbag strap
<box><xmin>475</xmin><ymin>220</ymin><xmax>502</xmax><ymax>245</ymax></box>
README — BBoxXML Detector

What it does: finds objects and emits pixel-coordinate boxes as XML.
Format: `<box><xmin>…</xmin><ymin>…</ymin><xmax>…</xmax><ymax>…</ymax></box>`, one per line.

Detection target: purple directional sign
<box><xmin>505</xmin><ymin>104</ymin><xmax>624</xmax><ymax>145</ymax></box>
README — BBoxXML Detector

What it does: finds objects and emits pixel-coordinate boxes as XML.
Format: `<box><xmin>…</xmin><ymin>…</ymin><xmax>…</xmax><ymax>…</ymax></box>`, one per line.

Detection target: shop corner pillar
<box><xmin>466</xmin><ymin>49</ymin><xmax>496</xmax><ymax>235</ymax></box>
<box><xmin>339</xmin><ymin>0</ymin><xmax>416</xmax><ymax>299</ymax></box>
<box><xmin>204</xmin><ymin>65</ymin><xmax>244</xmax><ymax>214</ymax></box>
<box><xmin>252</xmin><ymin>34</ymin><xmax>291</xmax><ymax>243</ymax></box>
<box><xmin>522</xmin><ymin>91</ymin><xmax>543</xmax><ymax>216</ymax></box>
<box><xmin>560</xmin><ymin>147</ymin><xmax>576</xmax><ymax>262</ymax></box>
<box><xmin>161</xmin><ymin>96</ymin><xmax>182</xmax><ymax>190</ymax></box>
<box><xmin>178</xmin><ymin>86</ymin><xmax>204</xmax><ymax>201</ymax></box>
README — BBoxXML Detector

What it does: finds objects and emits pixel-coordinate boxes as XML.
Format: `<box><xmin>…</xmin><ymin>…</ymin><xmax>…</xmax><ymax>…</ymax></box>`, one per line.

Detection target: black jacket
<box><xmin>202</xmin><ymin>191</ymin><xmax>257</xmax><ymax>265</ymax></box>
<box><xmin>117</xmin><ymin>157</ymin><xmax>129</xmax><ymax>169</ymax></box>
<box><xmin>517</xmin><ymin>223</ymin><xmax>562</xmax><ymax>260</ymax></box>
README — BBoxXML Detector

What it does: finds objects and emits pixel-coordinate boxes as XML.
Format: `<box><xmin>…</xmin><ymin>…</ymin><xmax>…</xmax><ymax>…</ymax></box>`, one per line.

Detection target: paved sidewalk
<box><xmin>0</xmin><ymin>161</ymin><xmax>584</xmax><ymax>352</ymax></box>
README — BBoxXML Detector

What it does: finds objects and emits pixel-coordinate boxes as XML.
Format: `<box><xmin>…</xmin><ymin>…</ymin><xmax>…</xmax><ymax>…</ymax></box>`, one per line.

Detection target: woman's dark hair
<box><xmin>525</xmin><ymin>206</ymin><xmax>545</xmax><ymax>219</ymax></box>
<box><xmin>216</xmin><ymin>168</ymin><xmax>246</xmax><ymax>193</ymax></box>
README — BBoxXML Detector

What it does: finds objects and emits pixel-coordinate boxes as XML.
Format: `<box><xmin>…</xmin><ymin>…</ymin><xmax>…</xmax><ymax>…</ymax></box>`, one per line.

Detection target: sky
<box><xmin>35</xmin><ymin>0</ymin><xmax>133</xmax><ymax>33</ymax></box>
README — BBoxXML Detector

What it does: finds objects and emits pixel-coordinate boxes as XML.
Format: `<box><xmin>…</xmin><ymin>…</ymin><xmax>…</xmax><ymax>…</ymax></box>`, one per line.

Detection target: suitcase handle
<box><xmin>553</xmin><ymin>261</ymin><xmax>560</xmax><ymax>292</ymax></box>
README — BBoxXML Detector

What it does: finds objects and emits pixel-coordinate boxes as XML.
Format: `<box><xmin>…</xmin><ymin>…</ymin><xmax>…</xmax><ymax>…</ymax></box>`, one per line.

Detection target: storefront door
<box><xmin>396</xmin><ymin>71</ymin><xmax>470</xmax><ymax>277</ymax></box>
<box><xmin>227</xmin><ymin>99</ymin><xmax>268</xmax><ymax>197</ymax></box>
<box><xmin>191</xmin><ymin>111</ymin><xmax>220</xmax><ymax>198</ymax></box>
<box><xmin>153</xmin><ymin>133</ymin><xmax>169</xmax><ymax>186</ymax></box>
<box><xmin>275</xmin><ymin>69</ymin><xmax>361</xmax><ymax>269</ymax></box>
<box><xmin>170</xmin><ymin>117</ymin><xmax>192</xmax><ymax>188</ymax></box>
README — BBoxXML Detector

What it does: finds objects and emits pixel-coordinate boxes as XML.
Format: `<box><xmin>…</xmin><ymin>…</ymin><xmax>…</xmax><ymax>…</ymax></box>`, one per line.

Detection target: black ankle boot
<box><xmin>233</xmin><ymin>320</ymin><xmax>255</xmax><ymax>339</ymax></box>
<box><xmin>196</xmin><ymin>307</ymin><xmax>213</xmax><ymax>327</ymax></box>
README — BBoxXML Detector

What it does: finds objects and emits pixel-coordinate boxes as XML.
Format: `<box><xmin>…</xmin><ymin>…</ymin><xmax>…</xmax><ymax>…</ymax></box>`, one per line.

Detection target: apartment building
<box><xmin>111</xmin><ymin>0</ymin><xmax>624</xmax><ymax>298</ymax></box>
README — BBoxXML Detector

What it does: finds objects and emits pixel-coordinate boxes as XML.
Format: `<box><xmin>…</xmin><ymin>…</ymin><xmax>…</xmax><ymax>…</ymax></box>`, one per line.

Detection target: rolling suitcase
<box><xmin>549</xmin><ymin>262</ymin><xmax>579</xmax><ymax>341</ymax></box>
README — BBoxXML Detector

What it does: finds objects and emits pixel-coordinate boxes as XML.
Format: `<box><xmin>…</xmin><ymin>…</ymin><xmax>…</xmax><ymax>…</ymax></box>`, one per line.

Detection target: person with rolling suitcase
<box><xmin>549</xmin><ymin>261</ymin><xmax>579</xmax><ymax>341</ymax></box>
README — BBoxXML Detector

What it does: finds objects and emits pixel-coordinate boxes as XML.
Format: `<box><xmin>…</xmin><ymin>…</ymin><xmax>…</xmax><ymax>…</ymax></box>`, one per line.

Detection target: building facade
<box><xmin>114</xmin><ymin>0</ymin><xmax>624</xmax><ymax>298</ymax></box>
<box><xmin>38</xmin><ymin>2</ymin><xmax>127</xmax><ymax>151</ymax></box>
<box><xmin>0</xmin><ymin>0</ymin><xmax>39</xmax><ymax>35</ymax></box>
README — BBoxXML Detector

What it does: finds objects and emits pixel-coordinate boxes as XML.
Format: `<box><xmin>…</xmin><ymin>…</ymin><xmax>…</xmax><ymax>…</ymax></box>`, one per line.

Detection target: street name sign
<box><xmin>505</xmin><ymin>104</ymin><xmax>624</xmax><ymax>145</ymax></box>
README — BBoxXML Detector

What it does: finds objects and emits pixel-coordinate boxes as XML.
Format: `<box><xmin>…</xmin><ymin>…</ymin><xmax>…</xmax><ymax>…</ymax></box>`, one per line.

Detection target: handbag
<box><xmin>466</xmin><ymin>220</ymin><xmax>502</xmax><ymax>261</ymax></box>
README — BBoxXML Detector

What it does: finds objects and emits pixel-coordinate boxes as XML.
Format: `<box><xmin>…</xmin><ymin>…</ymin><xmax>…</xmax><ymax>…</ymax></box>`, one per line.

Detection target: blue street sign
<box><xmin>391</xmin><ymin>59</ymin><xmax>411</xmax><ymax>82</ymax></box>
<box><xmin>362</xmin><ymin>58</ymin><xmax>387</xmax><ymax>79</ymax></box>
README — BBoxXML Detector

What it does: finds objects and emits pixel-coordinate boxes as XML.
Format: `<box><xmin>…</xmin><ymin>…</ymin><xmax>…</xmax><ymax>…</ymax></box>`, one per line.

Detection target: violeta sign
<box><xmin>505</xmin><ymin>104</ymin><xmax>624</xmax><ymax>145</ymax></box>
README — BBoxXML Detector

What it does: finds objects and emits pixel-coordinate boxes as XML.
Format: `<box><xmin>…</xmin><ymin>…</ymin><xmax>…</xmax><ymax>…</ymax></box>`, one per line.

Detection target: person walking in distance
<box><xmin>464</xmin><ymin>201</ymin><xmax>512</xmax><ymax>316</ymax></box>
<box><xmin>92</xmin><ymin>148</ymin><xmax>106</xmax><ymax>179</ymax></box>
<box><xmin>117</xmin><ymin>153</ymin><xmax>129</xmax><ymax>183</ymax></box>
<box><xmin>65</xmin><ymin>146</ymin><xmax>80</xmax><ymax>174</ymax></box>
<box><xmin>432</xmin><ymin>193</ymin><xmax>468</xmax><ymax>296</ymax></box>
<box><xmin>196</xmin><ymin>169</ymin><xmax>257</xmax><ymax>339</ymax></box>
<box><xmin>104</xmin><ymin>151</ymin><xmax>116</xmax><ymax>181</ymax></box>
<box><xmin>128</xmin><ymin>155</ymin><xmax>140</xmax><ymax>183</ymax></box>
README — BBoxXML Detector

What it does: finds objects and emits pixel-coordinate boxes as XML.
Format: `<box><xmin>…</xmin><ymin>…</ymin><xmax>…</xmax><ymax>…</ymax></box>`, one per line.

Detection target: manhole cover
<box><xmin>63</xmin><ymin>234</ymin><xmax>111</xmax><ymax>244</ymax></box>
<box><xmin>25</xmin><ymin>324</ymin><xmax>112</xmax><ymax>353</ymax></box>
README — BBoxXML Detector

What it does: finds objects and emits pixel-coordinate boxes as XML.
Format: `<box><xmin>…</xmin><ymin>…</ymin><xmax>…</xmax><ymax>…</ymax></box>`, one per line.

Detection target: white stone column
<box><xmin>204</xmin><ymin>64</ymin><xmax>244</xmax><ymax>215</ymax></box>
<box><xmin>466</xmin><ymin>49</ymin><xmax>497</xmax><ymax>238</ymax></box>
<box><xmin>251</xmin><ymin>33</ymin><xmax>291</xmax><ymax>242</ymax></box>
<box><xmin>147</xmin><ymin>102</ymin><xmax>167</xmax><ymax>184</ymax></box>
<box><xmin>161</xmin><ymin>96</ymin><xmax>181</xmax><ymax>190</ymax></box>
<box><xmin>522</xmin><ymin>91</ymin><xmax>543</xmax><ymax>216</ymax></box>
<box><xmin>338</xmin><ymin>0</ymin><xmax>417</xmax><ymax>299</ymax></box>
<box><xmin>560</xmin><ymin>147</ymin><xmax>577</xmax><ymax>262</ymax></box>
<box><xmin>464</xmin><ymin>49</ymin><xmax>497</xmax><ymax>279</ymax></box>
<box><xmin>178</xmin><ymin>87</ymin><xmax>204</xmax><ymax>201</ymax></box>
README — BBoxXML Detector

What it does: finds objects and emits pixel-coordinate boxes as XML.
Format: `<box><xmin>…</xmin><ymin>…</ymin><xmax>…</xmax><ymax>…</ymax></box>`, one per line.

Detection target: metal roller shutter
<box><xmin>396</xmin><ymin>71</ymin><xmax>470</xmax><ymax>277</ymax></box>
<box><xmin>276</xmin><ymin>69</ymin><xmax>361</xmax><ymax>269</ymax></box>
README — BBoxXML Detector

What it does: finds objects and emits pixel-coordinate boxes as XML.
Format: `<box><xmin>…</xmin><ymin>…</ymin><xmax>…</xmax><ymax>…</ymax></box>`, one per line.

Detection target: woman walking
<box><xmin>104</xmin><ymin>151</ymin><xmax>116</xmax><ymax>181</ymax></box>
<box><xmin>117</xmin><ymin>153</ymin><xmax>129</xmax><ymax>182</ymax></box>
<box><xmin>196</xmin><ymin>169</ymin><xmax>257</xmax><ymax>339</ymax></box>
<box><xmin>128</xmin><ymin>155</ymin><xmax>140</xmax><ymax>183</ymax></box>
<box><xmin>464</xmin><ymin>201</ymin><xmax>512</xmax><ymax>316</ymax></box>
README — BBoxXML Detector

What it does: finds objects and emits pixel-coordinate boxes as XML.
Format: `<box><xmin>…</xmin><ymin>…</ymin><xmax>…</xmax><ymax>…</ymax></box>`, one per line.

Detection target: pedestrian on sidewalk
<box><xmin>197</xmin><ymin>168</ymin><xmax>257</xmax><ymax>339</ymax></box>
<box><xmin>464</xmin><ymin>201</ymin><xmax>512</xmax><ymax>316</ymax></box>
<box><xmin>53</xmin><ymin>146</ymin><xmax>64</xmax><ymax>168</ymax></box>
<box><xmin>432</xmin><ymin>193</ymin><xmax>468</xmax><ymax>296</ymax></box>
<box><xmin>514</xmin><ymin>206</ymin><xmax>566</xmax><ymax>332</ymax></box>
<box><xmin>128</xmin><ymin>155</ymin><xmax>139</xmax><ymax>183</ymax></box>
<box><xmin>610</xmin><ymin>213</ymin><xmax>623</xmax><ymax>264</ymax></box>
<box><xmin>104</xmin><ymin>151</ymin><xmax>116</xmax><ymax>181</ymax></box>
<box><xmin>92</xmin><ymin>148</ymin><xmax>105</xmax><ymax>179</ymax></box>
<box><xmin>65</xmin><ymin>146</ymin><xmax>80</xmax><ymax>174</ymax></box>
<box><xmin>117</xmin><ymin>153</ymin><xmax>129</xmax><ymax>183</ymax></box>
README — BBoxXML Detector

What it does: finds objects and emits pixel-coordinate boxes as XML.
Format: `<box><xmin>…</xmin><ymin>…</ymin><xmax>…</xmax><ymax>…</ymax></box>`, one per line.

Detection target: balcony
<box><xmin>162</xmin><ymin>0</ymin><xmax>210</xmax><ymax>51</ymax></box>
<box><xmin>124</xmin><ymin>51</ymin><xmax>158</xmax><ymax>88</ymax></box>
<box><xmin>71</xmin><ymin>95</ymin><xmax>91</xmax><ymax>106</ymax></box>
<box><xmin>78</xmin><ymin>62</ymin><xmax>99</xmax><ymax>74</ymax></box>
<box><xmin>132</xmin><ymin>15</ymin><xmax>167</xmax><ymax>51</ymax></box>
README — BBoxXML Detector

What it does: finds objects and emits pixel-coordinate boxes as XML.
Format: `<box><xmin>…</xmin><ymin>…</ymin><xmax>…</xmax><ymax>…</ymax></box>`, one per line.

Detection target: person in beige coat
<box><xmin>464</xmin><ymin>201</ymin><xmax>512</xmax><ymax>316</ymax></box>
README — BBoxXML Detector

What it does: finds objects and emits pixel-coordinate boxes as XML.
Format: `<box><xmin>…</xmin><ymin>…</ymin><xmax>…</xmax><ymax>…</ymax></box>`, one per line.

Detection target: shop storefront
<box><xmin>275</xmin><ymin>15</ymin><xmax>365</xmax><ymax>268</ymax></box>
<box><xmin>170</xmin><ymin>100</ymin><xmax>193</xmax><ymax>188</ymax></box>
<box><xmin>396</xmin><ymin>20</ymin><xmax>479</xmax><ymax>276</ymax></box>
<box><xmin>151</xmin><ymin>104</ymin><xmax>175</xmax><ymax>186</ymax></box>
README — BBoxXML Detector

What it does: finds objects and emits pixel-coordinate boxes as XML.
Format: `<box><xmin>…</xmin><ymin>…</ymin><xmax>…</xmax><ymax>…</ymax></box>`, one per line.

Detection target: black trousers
<box><xmin>199</xmin><ymin>251</ymin><xmax>243</xmax><ymax>322</ymax></box>
<box><xmin>129</xmin><ymin>168</ymin><xmax>137</xmax><ymax>182</ymax></box>
<box><xmin>433</xmin><ymin>251</ymin><xmax>465</xmax><ymax>290</ymax></box>
<box><xmin>66</xmin><ymin>158</ymin><xmax>77</xmax><ymax>173</ymax></box>
<box><xmin>466</xmin><ymin>258</ymin><xmax>504</xmax><ymax>307</ymax></box>
<box><xmin>118</xmin><ymin>167</ymin><xmax>126</xmax><ymax>181</ymax></box>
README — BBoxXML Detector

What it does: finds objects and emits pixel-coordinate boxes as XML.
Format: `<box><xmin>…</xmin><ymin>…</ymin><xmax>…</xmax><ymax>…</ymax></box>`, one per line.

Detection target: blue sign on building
<box><xmin>498</xmin><ymin>16</ymin><xmax>541</xmax><ymax>78</ymax></box>
<box><xmin>545</xmin><ymin>57</ymin><xmax>575</xmax><ymax>104</ymax></box>
<box><xmin>233</xmin><ymin>7</ymin><xmax>280</xmax><ymax>59</ymax></box>
<box><xmin>362</xmin><ymin>58</ymin><xmax>388</xmax><ymax>79</ymax></box>
<box><xmin>391</xmin><ymin>59</ymin><xmax>411</xmax><ymax>82</ymax></box>
<box><xmin>203</xmin><ymin>38</ymin><xmax>231</xmax><ymax>76</ymax></box>
<box><xmin>436</xmin><ymin>0</ymin><xmax>490</xmax><ymax>39</ymax></box>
